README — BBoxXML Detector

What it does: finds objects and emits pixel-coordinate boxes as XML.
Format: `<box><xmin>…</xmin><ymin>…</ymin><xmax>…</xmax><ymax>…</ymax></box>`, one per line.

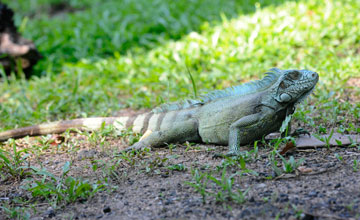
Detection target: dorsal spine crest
<box><xmin>153</xmin><ymin>68</ymin><xmax>283</xmax><ymax>113</ymax></box>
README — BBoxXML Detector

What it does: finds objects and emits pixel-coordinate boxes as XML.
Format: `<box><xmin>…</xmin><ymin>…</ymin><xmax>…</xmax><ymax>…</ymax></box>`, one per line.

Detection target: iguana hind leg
<box><xmin>124</xmin><ymin>118</ymin><xmax>200</xmax><ymax>152</ymax></box>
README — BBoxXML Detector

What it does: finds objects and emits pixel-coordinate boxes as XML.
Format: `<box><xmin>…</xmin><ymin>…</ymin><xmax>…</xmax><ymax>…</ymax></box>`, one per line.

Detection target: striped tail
<box><xmin>0</xmin><ymin>117</ymin><xmax>131</xmax><ymax>142</ymax></box>
<box><xmin>0</xmin><ymin>111</ymin><xmax>172</xmax><ymax>142</ymax></box>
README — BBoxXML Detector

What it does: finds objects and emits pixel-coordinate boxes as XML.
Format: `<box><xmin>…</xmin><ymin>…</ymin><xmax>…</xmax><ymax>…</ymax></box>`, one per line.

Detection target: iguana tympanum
<box><xmin>0</xmin><ymin>68</ymin><xmax>318</xmax><ymax>155</ymax></box>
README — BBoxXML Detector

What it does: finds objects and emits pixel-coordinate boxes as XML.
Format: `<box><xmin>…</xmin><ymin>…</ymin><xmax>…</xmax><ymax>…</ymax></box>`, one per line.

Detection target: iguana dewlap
<box><xmin>0</xmin><ymin>68</ymin><xmax>318</xmax><ymax>155</ymax></box>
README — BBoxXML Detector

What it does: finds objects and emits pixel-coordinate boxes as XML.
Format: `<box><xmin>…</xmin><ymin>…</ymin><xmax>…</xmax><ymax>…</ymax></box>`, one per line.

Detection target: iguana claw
<box><xmin>123</xmin><ymin>141</ymin><xmax>148</xmax><ymax>152</ymax></box>
<box><xmin>290</xmin><ymin>128</ymin><xmax>311</xmax><ymax>137</ymax></box>
<box><xmin>213</xmin><ymin>151</ymin><xmax>240</xmax><ymax>159</ymax></box>
<box><xmin>212</xmin><ymin>153</ymin><xmax>225</xmax><ymax>158</ymax></box>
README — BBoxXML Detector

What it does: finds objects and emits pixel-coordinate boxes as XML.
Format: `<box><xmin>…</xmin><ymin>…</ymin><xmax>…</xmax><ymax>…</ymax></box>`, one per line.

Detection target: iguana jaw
<box><xmin>295</xmin><ymin>70</ymin><xmax>319</xmax><ymax>104</ymax></box>
<box><xmin>296</xmin><ymin>80</ymin><xmax>318</xmax><ymax>104</ymax></box>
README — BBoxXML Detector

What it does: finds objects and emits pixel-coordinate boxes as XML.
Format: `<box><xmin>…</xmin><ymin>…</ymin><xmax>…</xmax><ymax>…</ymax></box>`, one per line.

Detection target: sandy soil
<box><xmin>1</xmin><ymin>133</ymin><xmax>359</xmax><ymax>220</ymax></box>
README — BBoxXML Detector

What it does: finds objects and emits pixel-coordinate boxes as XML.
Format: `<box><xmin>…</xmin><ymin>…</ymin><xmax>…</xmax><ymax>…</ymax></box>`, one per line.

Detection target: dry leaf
<box><xmin>48</xmin><ymin>134</ymin><xmax>65</xmax><ymax>146</ymax></box>
<box><xmin>280</xmin><ymin>141</ymin><xmax>295</xmax><ymax>155</ymax></box>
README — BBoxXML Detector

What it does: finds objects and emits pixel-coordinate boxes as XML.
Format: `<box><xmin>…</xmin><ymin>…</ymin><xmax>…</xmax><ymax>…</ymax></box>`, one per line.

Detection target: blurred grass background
<box><xmin>0</xmin><ymin>0</ymin><xmax>359</xmax><ymax>134</ymax></box>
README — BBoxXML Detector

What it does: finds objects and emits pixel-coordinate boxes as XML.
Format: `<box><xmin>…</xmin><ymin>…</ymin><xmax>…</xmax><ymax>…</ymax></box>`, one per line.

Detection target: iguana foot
<box><xmin>290</xmin><ymin>128</ymin><xmax>310</xmax><ymax>137</ymax></box>
<box><xmin>123</xmin><ymin>141</ymin><xmax>149</xmax><ymax>152</ymax></box>
<box><xmin>212</xmin><ymin>153</ymin><xmax>225</xmax><ymax>158</ymax></box>
<box><xmin>213</xmin><ymin>151</ymin><xmax>240</xmax><ymax>158</ymax></box>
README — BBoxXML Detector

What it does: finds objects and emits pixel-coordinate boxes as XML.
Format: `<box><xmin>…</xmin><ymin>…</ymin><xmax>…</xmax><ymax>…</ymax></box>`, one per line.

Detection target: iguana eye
<box><xmin>280</xmin><ymin>81</ymin><xmax>286</xmax><ymax>89</ymax></box>
<box><xmin>289</xmin><ymin>71</ymin><xmax>300</xmax><ymax>80</ymax></box>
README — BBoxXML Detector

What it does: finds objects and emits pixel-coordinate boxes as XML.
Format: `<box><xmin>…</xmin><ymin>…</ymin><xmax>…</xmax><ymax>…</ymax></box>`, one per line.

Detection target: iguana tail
<box><xmin>0</xmin><ymin>110</ymin><xmax>177</xmax><ymax>142</ymax></box>
<box><xmin>0</xmin><ymin>116</ymin><xmax>134</xmax><ymax>142</ymax></box>
<box><xmin>0</xmin><ymin>117</ymin><xmax>128</xmax><ymax>141</ymax></box>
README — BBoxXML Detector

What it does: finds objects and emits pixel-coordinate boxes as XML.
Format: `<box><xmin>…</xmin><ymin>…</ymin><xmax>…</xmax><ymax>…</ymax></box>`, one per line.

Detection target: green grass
<box><xmin>4</xmin><ymin>0</ymin><xmax>287</xmax><ymax>73</ymax></box>
<box><xmin>0</xmin><ymin>0</ymin><xmax>359</xmax><ymax>133</ymax></box>
<box><xmin>186</xmin><ymin>167</ymin><xmax>249</xmax><ymax>205</ymax></box>
<box><xmin>27</xmin><ymin>162</ymin><xmax>104</xmax><ymax>206</ymax></box>
<box><xmin>0</xmin><ymin>139</ymin><xmax>32</xmax><ymax>181</ymax></box>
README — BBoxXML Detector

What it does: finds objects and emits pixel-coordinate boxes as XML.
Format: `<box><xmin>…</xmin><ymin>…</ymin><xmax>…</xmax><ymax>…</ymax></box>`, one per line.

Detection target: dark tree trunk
<box><xmin>0</xmin><ymin>3</ymin><xmax>42</xmax><ymax>77</ymax></box>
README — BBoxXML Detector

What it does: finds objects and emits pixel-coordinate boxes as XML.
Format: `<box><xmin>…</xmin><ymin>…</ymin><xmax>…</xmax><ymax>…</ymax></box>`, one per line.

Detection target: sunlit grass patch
<box><xmin>0</xmin><ymin>0</ymin><xmax>359</xmax><ymax>132</ymax></box>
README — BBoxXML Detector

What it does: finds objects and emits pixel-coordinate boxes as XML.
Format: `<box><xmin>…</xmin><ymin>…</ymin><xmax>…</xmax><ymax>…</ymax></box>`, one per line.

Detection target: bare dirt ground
<box><xmin>1</xmin><ymin>130</ymin><xmax>359</xmax><ymax>220</ymax></box>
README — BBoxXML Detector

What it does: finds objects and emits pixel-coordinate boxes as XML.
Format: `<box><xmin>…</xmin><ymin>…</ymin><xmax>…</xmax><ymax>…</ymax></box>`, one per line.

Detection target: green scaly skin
<box><xmin>128</xmin><ymin>68</ymin><xmax>319</xmax><ymax>155</ymax></box>
<box><xmin>0</xmin><ymin>68</ymin><xmax>318</xmax><ymax>156</ymax></box>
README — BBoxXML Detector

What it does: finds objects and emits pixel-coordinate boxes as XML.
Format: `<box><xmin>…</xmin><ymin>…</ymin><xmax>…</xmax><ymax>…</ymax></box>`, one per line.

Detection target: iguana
<box><xmin>0</xmin><ymin>68</ymin><xmax>318</xmax><ymax>155</ymax></box>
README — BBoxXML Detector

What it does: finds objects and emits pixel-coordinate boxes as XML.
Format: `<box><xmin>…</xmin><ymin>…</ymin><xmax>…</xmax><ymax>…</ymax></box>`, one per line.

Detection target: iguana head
<box><xmin>274</xmin><ymin>69</ymin><xmax>319</xmax><ymax>105</ymax></box>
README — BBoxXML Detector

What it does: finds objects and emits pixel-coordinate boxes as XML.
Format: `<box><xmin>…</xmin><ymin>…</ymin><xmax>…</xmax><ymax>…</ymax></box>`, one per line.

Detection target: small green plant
<box><xmin>347</xmin><ymin>136</ymin><xmax>360</xmax><ymax>148</ymax></box>
<box><xmin>217</xmin><ymin>142</ymin><xmax>259</xmax><ymax>171</ymax></box>
<box><xmin>279</xmin><ymin>114</ymin><xmax>292</xmax><ymax>136</ymax></box>
<box><xmin>168</xmin><ymin>144</ymin><xmax>176</xmax><ymax>154</ymax></box>
<box><xmin>115</xmin><ymin>147</ymin><xmax>150</xmax><ymax>167</ymax></box>
<box><xmin>268</xmin><ymin>135</ymin><xmax>295</xmax><ymax>152</ymax></box>
<box><xmin>186</xmin><ymin>65</ymin><xmax>198</xmax><ymax>98</ymax></box>
<box><xmin>318</xmin><ymin>125</ymin><xmax>327</xmax><ymax>134</ymax></box>
<box><xmin>268</xmin><ymin>150</ymin><xmax>282</xmax><ymax>177</ymax></box>
<box><xmin>268</xmin><ymin>150</ymin><xmax>305</xmax><ymax>176</ymax></box>
<box><xmin>0</xmin><ymin>139</ymin><xmax>31</xmax><ymax>180</ymax></box>
<box><xmin>207</xmin><ymin>168</ymin><xmax>249</xmax><ymax>204</ymax></box>
<box><xmin>353</xmin><ymin>159</ymin><xmax>359</xmax><ymax>172</ymax></box>
<box><xmin>118</xmin><ymin>127</ymin><xmax>141</xmax><ymax>146</ymax></box>
<box><xmin>145</xmin><ymin>156</ymin><xmax>168</xmax><ymax>173</ymax></box>
<box><xmin>80</xmin><ymin>123</ymin><xmax>120</xmax><ymax>147</ymax></box>
<box><xmin>292</xmin><ymin>204</ymin><xmax>304</xmax><ymax>219</ymax></box>
<box><xmin>279</xmin><ymin>155</ymin><xmax>305</xmax><ymax>173</ymax></box>
<box><xmin>251</xmin><ymin>141</ymin><xmax>259</xmax><ymax>160</ymax></box>
<box><xmin>345</xmin><ymin>201</ymin><xmax>354</xmax><ymax>212</ymax></box>
<box><xmin>26</xmin><ymin>161</ymin><xmax>104</xmax><ymax>206</ymax></box>
<box><xmin>91</xmin><ymin>158</ymin><xmax>124</xmax><ymax>186</ymax></box>
<box><xmin>186</xmin><ymin>167</ymin><xmax>249</xmax><ymax>205</ymax></box>
<box><xmin>217</xmin><ymin>155</ymin><xmax>258</xmax><ymax>177</ymax></box>
<box><xmin>334</xmin><ymin>153</ymin><xmax>343</xmax><ymax>161</ymax></box>
<box><xmin>185</xmin><ymin>169</ymin><xmax>209</xmax><ymax>204</ymax></box>
<box><xmin>167</xmin><ymin>163</ymin><xmax>187</xmax><ymax>171</ymax></box>
<box><xmin>207</xmin><ymin>168</ymin><xmax>233</xmax><ymax>203</ymax></box>
<box><xmin>184</xmin><ymin>142</ymin><xmax>201</xmax><ymax>152</ymax></box>
<box><xmin>0</xmin><ymin>202</ymin><xmax>31</xmax><ymax>220</ymax></box>
<box><xmin>313</xmin><ymin>129</ymin><xmax>334</xmax><ymax>149</ymax></box>
<box><xmin>218</xmin><ymin>155</ymin><xmax>246</xmax><ymax>170</ymax></box>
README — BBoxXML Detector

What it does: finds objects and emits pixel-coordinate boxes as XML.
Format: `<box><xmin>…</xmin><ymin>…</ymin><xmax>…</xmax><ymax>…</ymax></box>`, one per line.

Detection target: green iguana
<box><xmin>0</xmin><ymin>68</ymin><xmax>318</xmax><ymax>155</ymax></box>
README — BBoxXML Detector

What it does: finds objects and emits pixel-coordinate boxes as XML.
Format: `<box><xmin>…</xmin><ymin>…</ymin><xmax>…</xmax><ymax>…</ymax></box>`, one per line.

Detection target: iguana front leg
<box><xmin>225</xmin><ymin>106</ymin><xmax>281</xmax><ymax>156</ymax></box>
<box><xmin>281</xmin><ymin>105</ymin><xmax>310</xmax><ymax>137</ymax></box>
<box><xmin>226</xmin><ymin>112</ymin><xmax>264</xmax><ymax>156</ymax></box>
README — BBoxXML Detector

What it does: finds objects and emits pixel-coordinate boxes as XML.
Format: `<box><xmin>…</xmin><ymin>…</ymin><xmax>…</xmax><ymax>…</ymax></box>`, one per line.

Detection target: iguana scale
<box><xmin>0</xmin><ymin>68</ymin><xmax>319</xmax><ymax>155</ymax></box>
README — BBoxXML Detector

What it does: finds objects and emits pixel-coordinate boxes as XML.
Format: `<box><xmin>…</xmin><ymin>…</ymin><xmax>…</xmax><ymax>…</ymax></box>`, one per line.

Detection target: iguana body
<box><xmin>0</xmin><ymin>68</ymin><xmax>318</xmax><ymax>155</ymax></box>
